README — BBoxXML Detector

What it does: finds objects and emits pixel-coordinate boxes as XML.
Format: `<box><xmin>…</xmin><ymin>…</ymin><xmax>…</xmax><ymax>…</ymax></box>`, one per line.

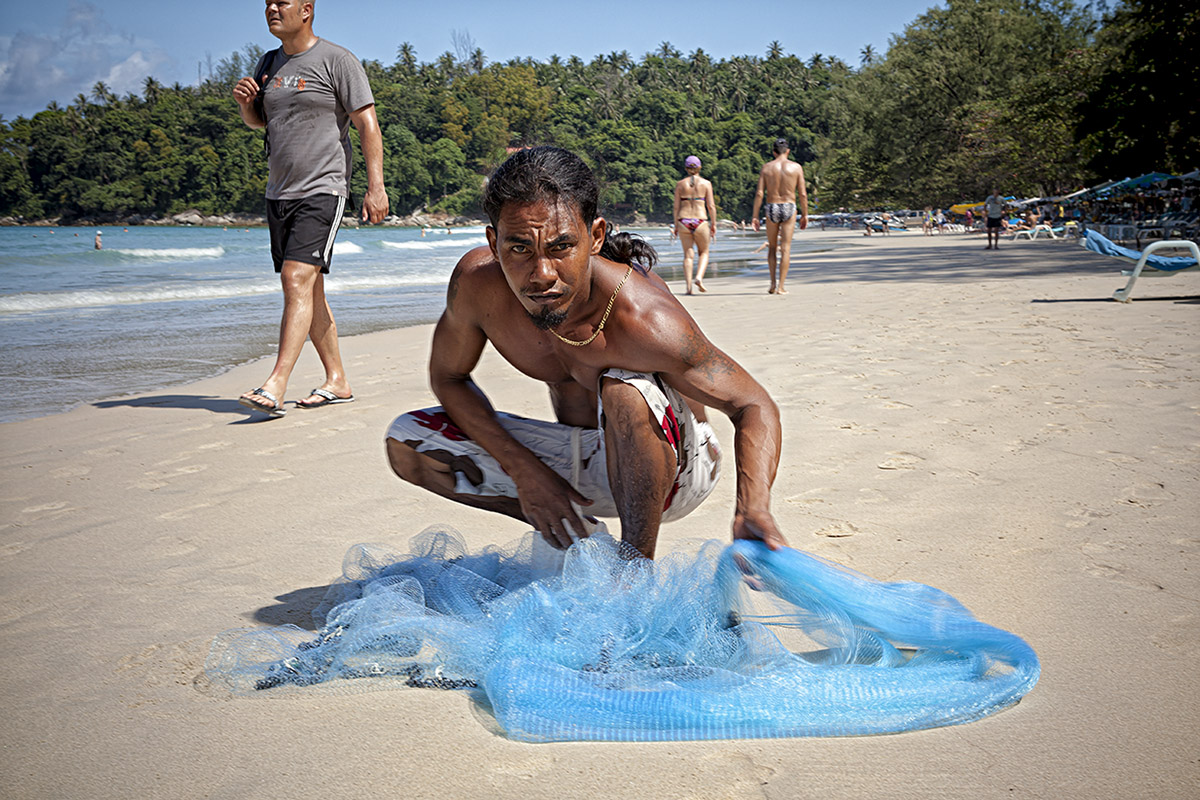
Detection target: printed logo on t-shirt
<box><xmin>273</xmin><ymin>75</ymin><xmax>308</xmax><ymax>90</ymax></box>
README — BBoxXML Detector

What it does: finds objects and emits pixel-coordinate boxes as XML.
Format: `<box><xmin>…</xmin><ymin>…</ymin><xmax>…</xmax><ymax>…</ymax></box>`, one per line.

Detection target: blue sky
<box><xmin>0</xmin><ymin>0</ymin><xmax>939</xmax><ymax>120</ymax></box>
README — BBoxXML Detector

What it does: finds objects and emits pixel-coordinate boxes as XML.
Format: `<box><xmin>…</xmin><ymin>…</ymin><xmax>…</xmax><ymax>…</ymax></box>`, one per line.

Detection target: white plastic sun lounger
<box><xmin>1081</xmin><ymin>229</ymin><xmax>1200</xmax><ymax>302</ymax></box>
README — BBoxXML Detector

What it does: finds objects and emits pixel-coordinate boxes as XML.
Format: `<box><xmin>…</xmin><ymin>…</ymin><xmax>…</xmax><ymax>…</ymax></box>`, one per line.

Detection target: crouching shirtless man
<box><xmin>386</xmin><ymin>146</ymin><xmax>786</xmax><ymax>559</ymax></box>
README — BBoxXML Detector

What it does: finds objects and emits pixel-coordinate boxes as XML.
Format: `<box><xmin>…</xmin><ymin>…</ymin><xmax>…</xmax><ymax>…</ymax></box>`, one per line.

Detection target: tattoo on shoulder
<box><xmin>681</xmin><ymin>326</ymin><xmax>735</xmax><ymax>382</ymax></box>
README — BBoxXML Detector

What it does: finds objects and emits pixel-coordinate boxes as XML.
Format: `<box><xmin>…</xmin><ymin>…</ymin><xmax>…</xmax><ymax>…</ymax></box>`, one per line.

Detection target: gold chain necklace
<box><xmin>550</xmin><ymin>265</ymin><xmax>633</xmax><ymax>347</ymax></box>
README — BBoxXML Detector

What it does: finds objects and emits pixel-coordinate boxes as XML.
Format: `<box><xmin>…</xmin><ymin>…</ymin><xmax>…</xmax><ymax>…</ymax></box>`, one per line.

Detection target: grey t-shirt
<box><xmin>257</xmin><ymin>38</ymin><xmax>374</xmax><ymax>200</ymax></box>
<box><xmin>983</xmin><ymin>195</ymin><xmax>1005</xmax><ymax>219</ymax></box>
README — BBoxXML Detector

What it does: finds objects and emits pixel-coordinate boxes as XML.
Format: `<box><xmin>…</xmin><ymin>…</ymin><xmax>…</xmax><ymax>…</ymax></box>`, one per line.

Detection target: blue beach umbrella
<box><xmin>1103</xmin><ymin>172</ymin><xmax>1178</xmax><ymax>194</ymax></box>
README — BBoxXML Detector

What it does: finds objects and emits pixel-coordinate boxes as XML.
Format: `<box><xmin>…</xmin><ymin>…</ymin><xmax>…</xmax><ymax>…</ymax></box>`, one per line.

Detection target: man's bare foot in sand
<box><xmin>695</xmin><ymin>280</ymin><xmax>706</xmax><ymax>293</ymax></box>
<box><xmin>775</xmin><ymin>287</ymin><xmax>788</xmax><ymax>295</ymax></box>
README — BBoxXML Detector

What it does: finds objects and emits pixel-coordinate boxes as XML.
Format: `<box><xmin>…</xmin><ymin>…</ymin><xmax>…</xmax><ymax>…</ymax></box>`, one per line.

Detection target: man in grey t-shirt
<box><xmin>983</xmin><ymin>188</ymin><xmax>1006</xmax><ymax>250</ymax></box>
<box><xmin>232</xmin><ymin>0</ymin><xmax>388</xmax><ymax>417</ymax></box>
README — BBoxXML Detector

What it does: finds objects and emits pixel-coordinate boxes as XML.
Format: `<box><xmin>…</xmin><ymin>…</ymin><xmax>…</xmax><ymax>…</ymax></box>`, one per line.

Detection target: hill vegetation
<box><xmin>0</xmin><ymin>0</ymin><xmax>1192</xmax><ymax>222</ymax></box>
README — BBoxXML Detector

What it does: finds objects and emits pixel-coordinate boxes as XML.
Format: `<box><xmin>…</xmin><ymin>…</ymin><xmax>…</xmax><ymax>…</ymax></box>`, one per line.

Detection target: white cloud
<box><xmin>0</xmin><ymin>1</ymin><xmax>173</xmax><ymax>119</ymax></box>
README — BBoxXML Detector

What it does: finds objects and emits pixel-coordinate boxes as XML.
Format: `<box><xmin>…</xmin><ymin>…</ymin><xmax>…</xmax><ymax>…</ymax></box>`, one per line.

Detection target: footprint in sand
<box><xmin>0</xmin><ymin>541</ymin><xmax>31</xmax><ymax>560</ymax></box>
<box><xmin>813</xmin><ymin>521</ymin><xmax>860</xmax><ymax>538</ymax></box>
<box><xmin>255</xmin><ymin>442</ymin><xmax>298</xmax><ymax>456</ymax></box>
<box><xmin>1082</xmin><ymin>542</ymin><xmax>1165</xmax><ymax>592</ymax></box>
<box><xmin>132</xmin><ymin>463</ymin><xmax>209</xmax><ymax>491</ymax></box>
<box><xmin>1099</xmin><ymin>450</ymin><xmax>1142</xmax><ymax>465</ymax></box>
<box><xmin>785</xmin><ymin>489</ymin><xmax>829</xmax><ymax>506</ymax></box>
<box><xmin>21</xmin><ymin>501</ymin><xmax>73</xmax><ymax>516</ymax></box>
<box><xmin>157</xmin><ymin>503</ymin><xmax>214</xmax><ymax>522</ymax></box>
<box><xmin>856</xmin><ymin>488</ymin><xmax>888</xmax><ymax>504</ymax></box>
<box><xmin>1150</xmin><ymin>615</ymin><xmax>1199</xmax><ymax>658</ymax></box>
<box><xmin>260</xmin><ymin>468</ymin><xmax>294</xmax><ymax>482</ymax></box>
<box><xmin>1064</xmin><ymin>505</ymin><xmax>1114</xmax><ymax>529</ymax></box>
<box><xmin>877</xmin><ymin>452</ymin><xmax>924</xmax><ymax>470</ymax></box>
<box><xmin>116</xmin><ymin>638</ymin><xmax>212</xmax><ymax>702</ymax></box>
<box><xmin>930</xmin><ymin>467</ymin><xmax>998</xmax><ymax>485</ymax></box>
<box><xmin>1119</xmin><ymin>481</ymin><xmax>1174</xmax><ymax>508</ymax></box>
<box><xmin>1083</xmin><ymin>561</ymin><xmax>1164</xmax><ymax>592</ymax></box>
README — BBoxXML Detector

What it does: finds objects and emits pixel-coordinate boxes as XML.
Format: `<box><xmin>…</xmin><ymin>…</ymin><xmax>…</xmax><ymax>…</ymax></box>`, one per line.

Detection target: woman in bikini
<box><xmin>672</xmin><ymin>155</ymin><xmax>717</xmax><ymax>295</ymax></box>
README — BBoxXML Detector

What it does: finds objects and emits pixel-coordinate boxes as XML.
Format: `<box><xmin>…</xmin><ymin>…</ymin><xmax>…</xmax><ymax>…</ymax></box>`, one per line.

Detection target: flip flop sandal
<box><xmin>297</xmin><ymin>388</ymin><xmax>355</xmax><ymax>409</ymax></box>
<box><xmin>238</xmin><ymin>387</ymin><xmax>286</xmax><ymax>418</ymax></box>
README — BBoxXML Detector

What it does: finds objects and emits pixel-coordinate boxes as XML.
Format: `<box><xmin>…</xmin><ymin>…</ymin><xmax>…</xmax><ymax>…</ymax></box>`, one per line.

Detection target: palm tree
<box><xmin>606</xmin><ymin>50</ymin><xmax>632</xmax><ymax>72</ymax></box>
<box><xmin>860</xmin><ymin>44</ymin><xmax>877</xmax><ymax>67</ymax></box>
<box><xmin>826</xmin><ymin>56</ymin><xmax>851</xmax><ymax>74</ymax></box>
<box><xmin>469</xmin><ymin>47</ymin><xmax>486</xmax><ymax>74</ymax></box>
<box><xmin>91</xmin><ymin>81</ymin><xmax>116</xmax><ymax>106</ymax></box>
<box><xmin>658</xmin><ymin>42</ymin><xmax>681</xmax><ymax>60</ymax></box>
<box><xmin>396</xmin><ymin>43</ymin><xmax>417</xmax><ymax>75</ymax></box>
<box><xmin>767</xmin><ymin>41</ymin><xmax>784</xmax><ymax>60</ymax></box>
<box><xmin>808</xmin><ymin>53</ymin><xmax>824</xmax><ymax>69</ymax></box>
<box><xmin>435</xmin><ymin>52</ymin><xmax>457</xmax><ymax>83</ymax></box>
<box><xmin>143</xmin><ymin>76</ymin><xmax>162</xmax><ymax>105</ymax></box>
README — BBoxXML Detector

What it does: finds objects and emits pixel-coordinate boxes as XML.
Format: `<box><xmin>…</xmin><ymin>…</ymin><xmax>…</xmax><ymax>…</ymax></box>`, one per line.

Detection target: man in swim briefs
<box><xmin>751</xmin><ymin>138</ymin><xmax>808</xmax><ymax>294</ymax></box>
<box><xmin>385</xmin><ymin>146</ymin><xmax>788</xmax><ymax>560</ymax></box>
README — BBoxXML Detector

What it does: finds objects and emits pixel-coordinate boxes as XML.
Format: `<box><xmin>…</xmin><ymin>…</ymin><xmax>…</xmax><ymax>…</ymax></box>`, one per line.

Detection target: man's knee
<box><xmin>279</xmin><ymin>260</ymin><xmax>320</xmax><ymax>295</ymax></box>
<box><xmin>386</xmin><ymin>437</ymin><xmax>423</xmax><ymax>484</ymax></box>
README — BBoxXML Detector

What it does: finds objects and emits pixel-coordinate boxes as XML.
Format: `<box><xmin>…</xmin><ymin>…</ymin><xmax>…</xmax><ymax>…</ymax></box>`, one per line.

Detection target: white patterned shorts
<box><xmin>386</xmin><ymin>369</ymin><xmax>721</xmax><ymax>523</ymax></box>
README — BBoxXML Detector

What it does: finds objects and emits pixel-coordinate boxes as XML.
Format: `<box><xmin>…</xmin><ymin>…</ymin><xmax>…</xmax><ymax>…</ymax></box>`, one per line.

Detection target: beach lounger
<box><xmin>1080</xmin><ymin>229</ymin><xmax>1200</xmax><ymax>302</ymax></box>
<box><xmin>1012</xmin><ymin>224</ymin><xmax>1060</xmax><ymax>241</ymax></box>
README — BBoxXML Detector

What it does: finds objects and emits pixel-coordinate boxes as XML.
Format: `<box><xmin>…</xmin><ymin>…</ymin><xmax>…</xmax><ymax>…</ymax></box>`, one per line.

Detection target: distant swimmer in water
<box><xmin>94</xmin><ymin>231</ymin><xmax>102</xmax><ymax>250</ymax></box>
<box><xmin>672</xmin><ymin>155</ymin><xmax>716</xmax><ymax>295</ymax></box>
<box><xmin>751</xmin><ymin>138</ymin><xmax>808</xmax><ymax>294</ymax></box>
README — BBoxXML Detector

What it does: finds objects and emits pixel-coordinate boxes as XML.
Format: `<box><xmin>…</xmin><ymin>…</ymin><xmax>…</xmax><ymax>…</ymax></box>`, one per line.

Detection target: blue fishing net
<box><xmin>206</xmin><ymin>526</ymin><xmax>1039</xmax><ymax>741</ymax></box>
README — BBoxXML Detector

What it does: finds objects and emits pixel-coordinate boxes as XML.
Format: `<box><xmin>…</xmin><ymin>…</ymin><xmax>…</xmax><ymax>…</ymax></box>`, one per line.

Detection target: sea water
<box><xmin>0</xmin><ymin>224</ymin><xmax>816</xmax><ymax>423</ymax></box>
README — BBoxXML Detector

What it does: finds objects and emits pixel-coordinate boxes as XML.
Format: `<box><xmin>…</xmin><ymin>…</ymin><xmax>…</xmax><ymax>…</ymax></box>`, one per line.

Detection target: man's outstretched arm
<box><xmin>657</xmin><ymin>322</ymin><xmax>785</xmax><ymax>549</ymax></box>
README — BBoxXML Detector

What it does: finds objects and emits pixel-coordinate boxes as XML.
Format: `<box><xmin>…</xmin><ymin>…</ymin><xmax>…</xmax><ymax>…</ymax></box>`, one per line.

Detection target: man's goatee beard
<box><xmin>527</xmin><ymin>308</ymin><xmax>569</xmax><ymax>331</ymax></box>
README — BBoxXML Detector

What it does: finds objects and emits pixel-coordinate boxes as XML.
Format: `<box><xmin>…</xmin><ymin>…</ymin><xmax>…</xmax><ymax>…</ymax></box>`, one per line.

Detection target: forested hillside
<box><xmin>0</xmin><ymin>0</ymin><xmax>1192</xmax><ymax>222</ymax></box>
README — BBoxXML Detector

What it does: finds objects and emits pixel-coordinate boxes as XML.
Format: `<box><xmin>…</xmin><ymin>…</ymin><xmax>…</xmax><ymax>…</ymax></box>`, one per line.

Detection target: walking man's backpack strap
<box><xmin>251</xmin><ymin>48</ymin><xmax>285</xmax><ymax>156</ymax></box>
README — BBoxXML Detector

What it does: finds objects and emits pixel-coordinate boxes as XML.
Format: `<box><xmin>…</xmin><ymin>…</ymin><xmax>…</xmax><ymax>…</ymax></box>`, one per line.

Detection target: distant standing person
<box><xmin>672</xmin><ymin>156</ymin><xmax>716</xmax><ymax>295</ymax></box>
<box><xmin>231</xmin><ymin>0</ymin><xmax>389</xmax><ymax>418</ymax></box>
<box><xmin>94</xmin><ymin>231</ymin><xmax>102</xmax><ymax>250</ymax></box>
<box><xmin>983</xmin><ymin>189</ymin><xmax>1005</xmax><ymax>250</ymax></box>
<box><xmin>751</xmin><ymin>138</ymin><xmax>808</xmax><ymax>294</ymax></box>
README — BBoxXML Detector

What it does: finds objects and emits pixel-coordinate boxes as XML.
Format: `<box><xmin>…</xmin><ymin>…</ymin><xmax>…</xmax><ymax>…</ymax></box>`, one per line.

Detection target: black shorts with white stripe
<box><xmin>266</xmin><ymin>194</ymin><xmax>346</xmax><ymax>273</ymax></box>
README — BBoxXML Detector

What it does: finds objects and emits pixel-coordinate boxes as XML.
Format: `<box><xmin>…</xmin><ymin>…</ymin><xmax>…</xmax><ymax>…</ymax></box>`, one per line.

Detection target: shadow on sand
<box><xmin>93</xmin><ymin>394</ymin><xmax>278</xmax><ymax>423</ymax></box>
<box><xmin>252</xmin><ymin>584</ymin><xmax>337</xmax><ymax>631</ymax></box>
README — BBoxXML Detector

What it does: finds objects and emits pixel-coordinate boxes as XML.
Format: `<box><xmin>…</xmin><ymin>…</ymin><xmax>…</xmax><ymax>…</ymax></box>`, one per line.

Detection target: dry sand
<box><xmin>1</xmin><ymin>230</ymin><xmax>1197</xmax><ymax>798</ymax></box>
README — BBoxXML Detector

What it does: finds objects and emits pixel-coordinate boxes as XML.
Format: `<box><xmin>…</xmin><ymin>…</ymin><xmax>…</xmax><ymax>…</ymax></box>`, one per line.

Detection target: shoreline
<box><xmin>1</xmin><ymin>228</ymin><xmax>831</xmax><ymax>425</ymax></box>
<box><xmin>1</xmin><ymin>213</ymin><xmax>688</xmax><ymax>229</ymax></box>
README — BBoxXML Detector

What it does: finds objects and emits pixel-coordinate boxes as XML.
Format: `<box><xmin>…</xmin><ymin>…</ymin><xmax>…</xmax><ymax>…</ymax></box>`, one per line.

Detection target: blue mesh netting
<box><xmin>205</xmin><ymin>526</ymin><xmax>1039</xmax><ymax>741</ymax></box>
